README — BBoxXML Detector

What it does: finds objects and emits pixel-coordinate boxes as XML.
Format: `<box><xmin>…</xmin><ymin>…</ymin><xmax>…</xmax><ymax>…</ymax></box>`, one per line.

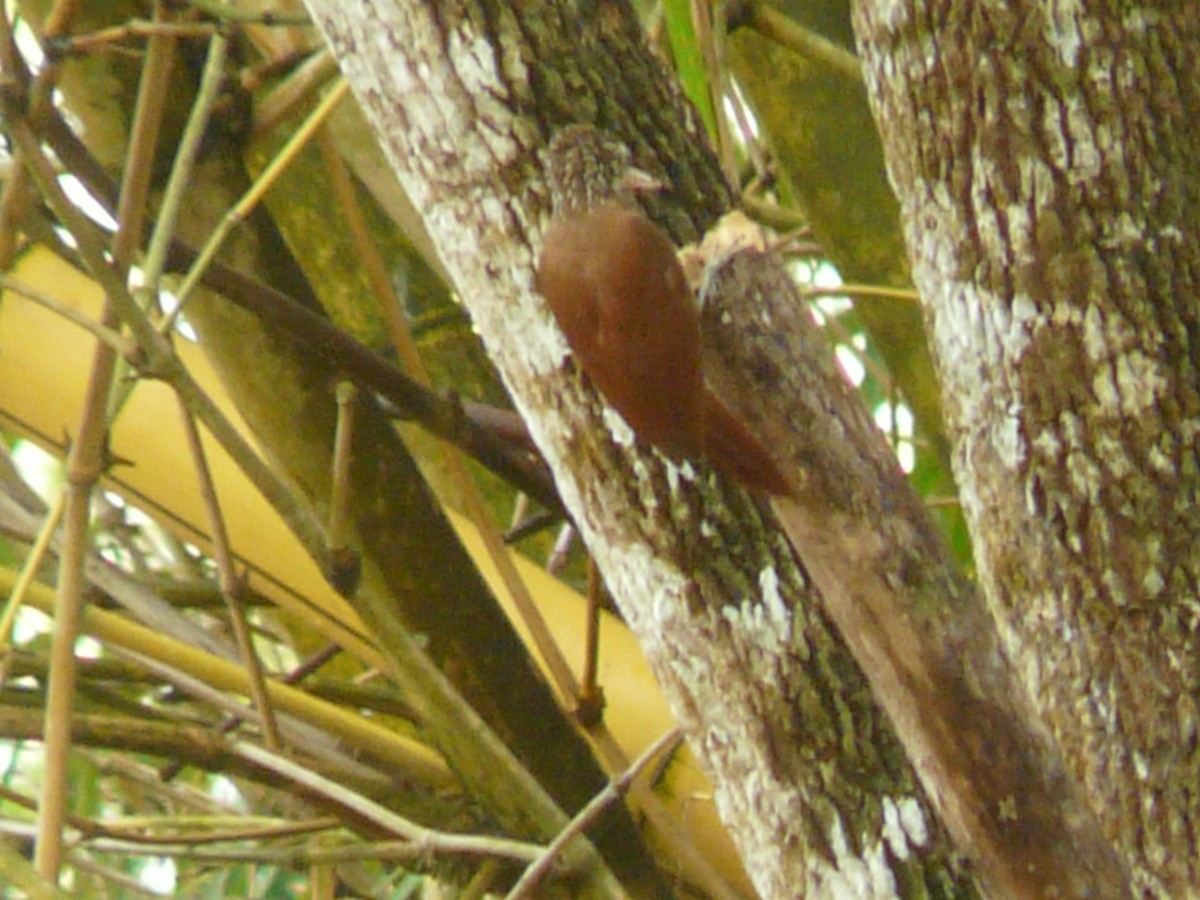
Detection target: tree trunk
<box><xmin>302</xmin><ymin>0</ymin><xmax>980</xmax><ymax>894</ymax></box>
<box><xmin>854</xmin><ymin>2</ymin><xmax>1200</xmax><ymax>893</ymax></box>
<box><xmin>301</xmin><ymin>0</ymin><xmax>1132</xmax><ymax>894</ymax></box>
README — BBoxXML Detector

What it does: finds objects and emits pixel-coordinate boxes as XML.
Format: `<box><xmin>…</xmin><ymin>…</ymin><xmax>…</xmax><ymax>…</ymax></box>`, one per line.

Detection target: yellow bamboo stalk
<box><xmin>0</xmin><ymin>567</ymin><xmax>455</xmax><ymax>791</ymax></box>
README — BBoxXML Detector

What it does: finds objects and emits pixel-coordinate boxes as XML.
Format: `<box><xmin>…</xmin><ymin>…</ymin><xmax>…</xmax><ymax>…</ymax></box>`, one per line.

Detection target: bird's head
<box><xmin>543</xmin><ymin>125</ymin><xmax>664</xmax><ymax>216</ymax></box>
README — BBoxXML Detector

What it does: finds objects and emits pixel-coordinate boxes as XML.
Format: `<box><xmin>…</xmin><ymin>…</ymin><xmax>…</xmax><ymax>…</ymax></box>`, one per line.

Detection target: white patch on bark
<box><xmin>922</xmin><ymin>274</ymin><xmax>1032</xmax><ymax>473</ymax></box>
<box><xmin>880</xmin><ymin>796</ymin><xmax>914</xmax><ymax>860</ymax></box>
<box><xmin>1066</xmin><ymin>443</ymin><xmax>1102</xmax><ymax>502</ymax></box>
<box><xmin>1044</xmin><ymin>0</ymin><xmax>1085</xmax><ymax>67</ymax></box>
<box><xmin>662</xmin><ymin>459</ymin><xmax>697</xmax><ymax>494</ymax></box>
<box><xmin>1091</xmin><ymin>364</ymin><xmax>1122</xmax><ymax>414</ymax></box>
<box><xmin>1095</xmin><ymin>432</ymin><xmax>1132</xmax><ymax>479</ymax></box>
<box><xmin>995</xmin><ymin>406</ymin><xmax>1026</xmax><ymax>471</ymax></box>
<box><xmin>898</xmin><ymin>794</ymin><xmax>930</xmax><ymax>847</ymax></box>
<box><xmin>759</xmin><ymin>565</ymin><xmax>788</xmax><ymax>632</ymax></box>
<box><xmin>1016</xmin><ymin>156</ymin><xmax>1048</xmax><ymax>214</ymax></box>
<box><xmin>1141</xmin><ymin>565</ymin><xmax>1165</xmax><ymax>599</ymax></box>
<box><xmin>449</xmin><ymin>28</ymin><xmax>516</xmax><ymax>127</ymax></box>
<box><xmin>601</xmin><ymin>406</ymin><xmax>636</xmax><ymax>448</ymax></box>
<box><xmin>664</xmin><ymin>459</ymin><xmax>682</xmax><ymax>493</ymax></box>
<box><xmin>1114</xmin><ymin>351</ymin><xmax>1169</xmax><ymax>417</ymax></box>
<box><xmin>1010</xmin><ymin>291</ymin><xmax>1039</xmax><ymax>328</ymax></box>
<box><xmin>1101</xmin><ymin>567</ymin><xmax>1129</xmax><ymax>608</ymax></box>
<box><xmin>1082</xmin><ymin>303</ymin><xmax>1109</xmax><ymax>361</ymax></box>
<box><xmin>1105</xmin><ymin>211</ymin><xmax>1144</xmax><ymax>249</ymax></box>
<box><xmin>1147</xmin><ymin>439</ymin><xmax>1175</xmax><ymax>475</ymax></box>
<box><xmin>869</xmin><ymin>0</ymin><xmax>913</xmax><ymax>34</ymax></box>
<box><xmin>1061</xmin><ymin>96</ymin><xmax>1103</xmax><ymax>182</ymax></box>
<box><xmin>1031</xmin><ymin>426</ymin><xmax>1062</xmax><ymax>461</ymax></box>
<box><xmin>805</xmin><ymin>814</ymin><xmax>900</xmax><ymax>898</ymax></box>
<box><xmin>720</xmin><ymin>566</ymin><xmax>791</xmax><ymax>658</ymax></box>
<box><xmin>628</xmin><ymin>568</ymin><xmax>827</xmax><ymax>895</ymax></box>
<box><xmin>510</xmin><ymin>309</ymin><xmax>574</xmax><ymax>378</ymax></box>
<box><xmin>1132</xmin><ymin>749</ymin><xmax>1150</xmax><ymax>780</ymax></box>
<box><xmin>619</xmin><ymin>542</ymin><xmax>689</xmax><ymax>633</ymax></box>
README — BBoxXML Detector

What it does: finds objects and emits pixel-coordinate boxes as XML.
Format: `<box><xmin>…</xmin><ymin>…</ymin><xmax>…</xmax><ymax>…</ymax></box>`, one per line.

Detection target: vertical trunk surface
<box><xmin>304</xmin><ymin>0</ymin><xmax>981</xmax><ymax>894</ymax></box>
<box><xmin>854</xmin><ymin>2</ymin><xmax>1200</xmax><ymax>893</ymax></box>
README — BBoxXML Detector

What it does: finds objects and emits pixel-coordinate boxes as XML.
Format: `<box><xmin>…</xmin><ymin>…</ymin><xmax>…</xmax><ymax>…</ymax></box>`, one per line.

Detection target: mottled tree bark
<box><xmin>704</xmin><ymin>221</ymin><xmax>1125</xmax><ymax>898</ymax></box>
<box><xmin>300</xmin><ymin>0</ymin><xmax>1134</xmax><ymax>894</ymax></box>
<box><xmin>854</xmin><ymin>2</ymin><xmax>1200</xmax><ymax>893</ymax></box>
<box><xmin>302</xmin><ymin>0</ymin><xmax>983</xmax><ymax>895</ymax></box>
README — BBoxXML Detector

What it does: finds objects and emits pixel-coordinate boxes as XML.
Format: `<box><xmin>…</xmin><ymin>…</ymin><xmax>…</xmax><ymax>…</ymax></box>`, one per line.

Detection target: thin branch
<box><xmin>137</xmin><ymin>30</ymin><xmax>229</xmax><ymax>302</ymax></box>
<box><xmin>36</xmin><ymin>316</ymin><xmax>109</xmax><ymax>881</ymax></box>
<box><xmin>925</xmin><ymin>495</ymin><xmax>963</xmax><ymax>508</ymax></box>
<box><xmin>327</xmin><ymin>381</ymin><xmax>360</xmax><ymax>593</ymax></box>
<box><xmin>461</xmin><ymin>860</ymin><xmax>503</xmax><ymax>900</ymax></box>
<box><xmin>1</xmin><ymin>107</ymin><xmax>335</xmax><ymax>580</ymax></box>
<box><xmin>36</xmin><ymin>106</ymin><xmax>563</xmax><ymax>514</ymax></box>
<box><xmin>251</xmin><ymin>50</ymin><xmax>339</xmax><ymax>139</ymax></box>
<box><xmin>167</xmin><ymin>78</ymin><xmax>350</xmax><ymax>325</ymax></box>
<box><xmin>735</xmin><ymin>1</ymin><xmax>862</xmax><ymax>83</ymax></box>
<box><xmin>0</xmin><ymin>0</ymin><xmax>20</xmax><ymax>78</ymax></box>
<box><xmin>803</xmin><ymin>283</ymin><xmax>921</xmax><ymax>304</ymax></box>
<box><xmin>30</xmin><ymin>0</ymin><xmax>123</xmax><ymax>860</ymax></box>
<box><xmin>0</xmin><ymin>491</ymin><xmax>64</xmax><ymax>647</ymax></box>
<box><xmin>315</xmin><ymin>125</ymin><xmax>582</xmax><ymax>705</ymax></box>
<box><xmin>87</xmin><ymin>752</ymin><xmax>237</xmax><ymax>817</ymax></box>
<box><xmin>177</xmin><ymin>397</ymin><xmax>281</xmax><ymax>749</ymax></box>
<box><xmin>60</xmin><ymin>855</ymin><xmax>163</xmax><ymax>900</ymax></box>
<box><xmin>0</xmin><ymin>829</ymin><xmax>523</xmax><ymax>868</ymax></box>
<box><xmin>59</xmin><ymin>20</ymin><xmax>217</xmax><ymax>56</ymax></box>
<box><xmin>739</xmin><ymin>194</ymin><xmax>808</xmax><ymax>234</ymax></box>
<box><xmin>110</xmin><ymin>6</ymin><xmax>173</xmax><ymax>273</ymax></box>
<box><xmin>0</xmin><ymin>567</ymin><xmax>456</xmax><ymax>790</ymax></box>
<box><xmin>694</xmin><ymin>0</ymin><xmax>737</xmax><ymax>184</ymax></box>
<box><xmin>155</xmin><ymin>642</ymin><xmax>347</xmax><ymax>782</ymax></box>
<box><xmin>179</xmin><ymin>0</ymin><xmax>312</xmax><ymax>26</ymax></box>
<box><xmin>0</xmin><ymin>275</ymin><xmax>139</xmax><ymax>359</ymax></box>
<box><xmin>93</xmin><ymin>816</ymin><xmax>340</xmax><ymax>846</ymax></box>
<box><xmin>0</xmin><ymin>720</ymin><xmax>386</xmax><ymax>833</ymax></box>
<box><xmin>231</xmin><ymin>741</ymin><xmax>548</xmax><ymax>866</ymax></box>
<box><xmin>505</xmin><ymin>728</ymin><xmax>683</xmax><ymax>899</ymax></box>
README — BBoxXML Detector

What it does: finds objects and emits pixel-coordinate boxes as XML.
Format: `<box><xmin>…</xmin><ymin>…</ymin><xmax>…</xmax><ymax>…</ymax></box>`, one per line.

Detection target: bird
<box><xmin>536</xmin><ymin>125</ymin><xmax>790</xmax><ymax>496</ymax></box>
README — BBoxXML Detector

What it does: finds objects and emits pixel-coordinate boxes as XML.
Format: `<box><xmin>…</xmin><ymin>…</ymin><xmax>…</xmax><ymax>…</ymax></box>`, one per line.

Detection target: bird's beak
<box><xmin>618</xmin><ymin>166</ymin><xmax>666</xmax><ymax>195</ymax></box>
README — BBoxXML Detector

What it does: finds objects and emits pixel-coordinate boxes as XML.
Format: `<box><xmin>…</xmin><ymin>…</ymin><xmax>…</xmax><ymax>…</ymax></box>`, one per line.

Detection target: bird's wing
<box><xmin>537</xmin><ymin>216</ymin><xmax>602</xmax><ymax>356</ymax></box>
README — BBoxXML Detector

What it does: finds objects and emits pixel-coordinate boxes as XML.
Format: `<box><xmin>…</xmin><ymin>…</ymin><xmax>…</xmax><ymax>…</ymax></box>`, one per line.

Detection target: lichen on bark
<box><xmin>854</xmin><ymin>1</ymin><xmax>1200</xmax><ymax>891</ymax></box>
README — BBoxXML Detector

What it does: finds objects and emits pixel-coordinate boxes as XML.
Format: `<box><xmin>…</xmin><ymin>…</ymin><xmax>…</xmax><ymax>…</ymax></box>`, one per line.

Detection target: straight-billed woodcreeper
<box><xmin>537</xmin><ymin>126</ymin><xmax>789</xmax><ymax>496</ymax></box>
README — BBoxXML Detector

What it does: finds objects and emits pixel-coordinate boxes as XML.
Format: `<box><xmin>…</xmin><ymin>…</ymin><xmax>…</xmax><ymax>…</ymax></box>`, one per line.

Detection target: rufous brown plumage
<box><xmin>536</xmin><ymin>126</ymin><xmax>790</xmax><ymax>496</ymax></box>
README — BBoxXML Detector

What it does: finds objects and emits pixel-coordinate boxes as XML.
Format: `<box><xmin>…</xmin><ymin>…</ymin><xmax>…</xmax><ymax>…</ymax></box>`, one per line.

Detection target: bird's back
<box><xmin>538</xmin><ymin>204</ymin><xmax>705</xmax><ymax>459</ymax></box>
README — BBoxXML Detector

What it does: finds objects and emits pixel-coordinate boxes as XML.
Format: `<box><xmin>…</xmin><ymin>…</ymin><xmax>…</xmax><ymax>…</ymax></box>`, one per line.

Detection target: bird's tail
<box><xmin>701</xmin><ymin>390</ymin><xmax>791</xmax><ymax>496</ymax></box>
